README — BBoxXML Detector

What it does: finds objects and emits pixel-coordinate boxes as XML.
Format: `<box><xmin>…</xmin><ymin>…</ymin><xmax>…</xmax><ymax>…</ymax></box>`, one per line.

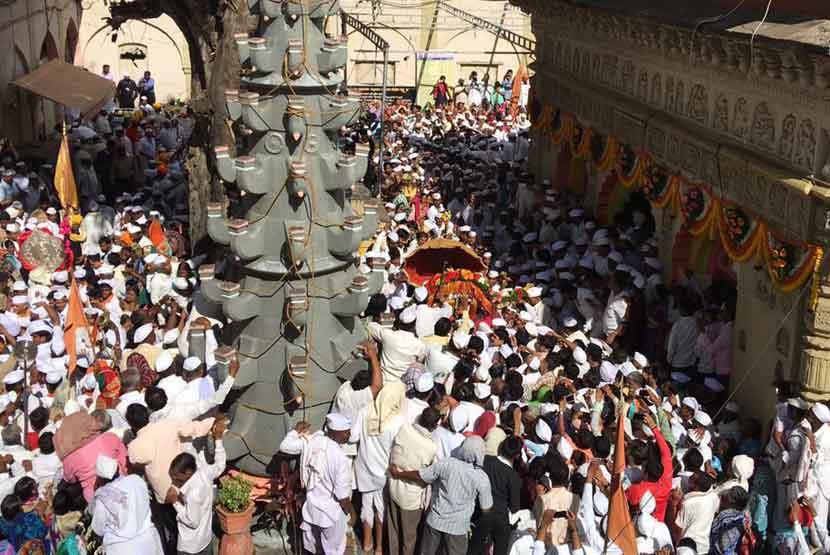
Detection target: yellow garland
<box><xmin>571</xmin><ymin>126</ymin><xmax>592</xmax><ymax>159</ymax></box>
<box><xmin>550</xmin><ymin>112</ymin><xmax>571</xmax><ymax>145</ymax></box>
<box><xmin>542</xmin><ymin>101</ymin><xmax>823</xmax><ymax>298</ymax></box>
<box><xmin>810</xmin><ymin>248</ymin><xmax>824</xmax><ymax>311</ymax></box>
<box><xmin>716</xmin><ymin>204</ymin><xmax>765</xmax><ymax>263</ymax></box>
<box><xmin>651</xmin><ymin>174</ymin><xmax>680</xmax><ymax>212</ymax></box>
<box><xmin>593</xmin><ymin>135</ymin><xmax>618</xmax><ymax>173</ymax></box>
<box><xmin>535</xmin><ymin>105</ymin><xmax>554</xmax><ymax>134</ymax></box>
<box><xmin>762</xmin><ymin>235</ymin><xmax>818</xmax><ymax>294</ymax></box>
<box><xmin>684</xmin><ymin>188</ymin><xmax>718</xmax><ymax>238</ymax></box>
<box><xmin>617</xmin><ymin>153</ymin><xmax>643</xmax><ymax>188</ymax></box>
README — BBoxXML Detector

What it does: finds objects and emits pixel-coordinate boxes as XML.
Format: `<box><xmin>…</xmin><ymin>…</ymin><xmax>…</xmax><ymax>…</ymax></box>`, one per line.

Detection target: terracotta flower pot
<box><xmin>217</xmin><ymin>502</ymin><xmax>255</xmax><ymax>555</ymax></box>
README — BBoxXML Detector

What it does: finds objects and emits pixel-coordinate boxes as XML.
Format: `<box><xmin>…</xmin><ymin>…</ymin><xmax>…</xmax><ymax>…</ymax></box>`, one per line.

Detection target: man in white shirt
<box><xmin>413</xmin><ymin>287</ymin><xmax>452</xmax><ymax>338</ymax></box>
<box><xmin>670</xmin><ymin>471</ymin><xmax>720</xmax><ymax>554</ymax></box>
<box><xmin>333</xmin><ymin>341</ymin><xmax>382</xmax><ymax>424</ymax></box>
<box><xmin>279</xmin><ymin>414</ymin><xmax>355</xmax><ymax>555</ymax></box>
<box><xmin>666</xmin><ymin>301</ymin><xmax>699</xmax><ymax>374</ymax></box>
<box><xmin>600</xmin><ymin>271</ymin><xmax>629</xmax><ymax>347</ymax></box>
<box><xmin>169</xmin><ymin>417</ymin><xmax>228</xmax><ymax>555</ymax></box>
<box><xmin>115</xmin><ymin>368</ymin><xmax>146</xmax><ymax>419</ymax></box>
<box><xmin>525</xmin><ymin>287</ymin><xmax>548</xmax><ymax>325</ymax></box>
<box><xmin>367</xmin><ymin>306</ymin><xmax>426</xmax><ymax>383</ymax></box>
<box><xmin>147</xmin><ymin>355</ymin><xmax>238</xmax><ymax>423</ymax></box>
<box><xmin>156</xmin><ymin>352</ymin><xmax>188</xmax><ymax>400</ymax></box>
<box><xmin>31</xmin><ymin>432</ymin><xmax>61</xmax><ymax>497</ymax></box>
<box><xmin>91</xmin><ymin>455</ymin><xmax>164</xmax><ymax>554</ymax></box>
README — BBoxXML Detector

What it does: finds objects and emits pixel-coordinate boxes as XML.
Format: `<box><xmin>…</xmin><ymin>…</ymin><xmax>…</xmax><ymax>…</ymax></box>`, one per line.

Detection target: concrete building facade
<box><xmin>511</xmin><ymin>0</ymin><xmax>830</xmax><ymax>426</ymax></box>
<box><xmin>338</xmin><ymin>0</ymin><xmax>533</xmax><ymax>93</ymax></box>
<box><xmin>75</xmin><ymin>0</ymin><xmax>191</xmax><ymax>105</ymax></box>
<box><xmin>0</xmin><ymin>0</ymin><xmax>82</xmax><ymax>144</ymax></box>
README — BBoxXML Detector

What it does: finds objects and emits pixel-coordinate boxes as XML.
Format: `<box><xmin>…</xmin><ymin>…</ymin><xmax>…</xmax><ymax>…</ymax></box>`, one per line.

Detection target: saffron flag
<box><xmin>607</xmin><ymin>402</ymin><xmax>637</xmax><ymax>555</ymax></box>
<box><xmin>148</xmin><ymin>218</ymin><xmax>165</xmax><ymax>247</ymax></box>
<box><xmin>64</xmin><ymin>278</ymin><xmax>90</xmax><ymax>374</ymax></box>
<box><xmin>54</xmin><ymin>128</ymin><xmax>79</xmax><ymax>210</ymax></box>
<box><xmin>511</xmin><ymin>64</ymin><xmax>528</xmax><ymax>112</ymax></box>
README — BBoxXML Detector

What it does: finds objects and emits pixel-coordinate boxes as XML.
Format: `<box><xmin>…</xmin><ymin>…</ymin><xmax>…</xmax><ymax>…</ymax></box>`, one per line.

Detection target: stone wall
<box><xmin>76</xmin><ymin>0</ymin><xmax>191</xmax><ymax>102</ymax></box>
<box><xmin>0</xmin><ymin>0</ymin><xmax>82</xmax><ymax>144</ymax></box>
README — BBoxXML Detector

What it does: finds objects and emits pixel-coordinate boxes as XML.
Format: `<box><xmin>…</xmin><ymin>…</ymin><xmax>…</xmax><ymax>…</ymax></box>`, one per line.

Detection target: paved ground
<box><xmin>251</xmin><ymin>528</ymin><xmax>366</xmax><ymax>554</ymax></box>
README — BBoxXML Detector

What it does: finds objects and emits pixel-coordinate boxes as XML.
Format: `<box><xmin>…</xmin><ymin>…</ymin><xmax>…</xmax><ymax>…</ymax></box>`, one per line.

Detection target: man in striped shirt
<box><xmin>390</xmin><ymin>435</ymin><xmax>493</xmax><ymax>555</ymax></box>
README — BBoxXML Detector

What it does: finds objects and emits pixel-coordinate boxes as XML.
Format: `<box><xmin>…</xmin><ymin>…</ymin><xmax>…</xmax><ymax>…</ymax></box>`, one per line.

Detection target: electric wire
<box><xmin>748</xmin><ymin>0</ymin><xmax>775</xmax><ymax>76</ymax></box>
<box><xmin>688</xmin><ymin>0</ymin><xmax>748</xmax><ymax>66</ymax></box>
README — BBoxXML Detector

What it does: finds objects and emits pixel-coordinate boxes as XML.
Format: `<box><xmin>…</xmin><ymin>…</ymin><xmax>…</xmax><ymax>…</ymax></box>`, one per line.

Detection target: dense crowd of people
<box><xmin>287</xmin><ymin>82</ymin><xmax>830</xmax><ymax>555</ymax></box>
<box><xmin>0</xmin><ymin>96</ymin><xmax>222</xmax><ymax>555</ymax></box>
<box><xmin>0</xmin><ymin>60</ymin><xmax>822</xmax><ymax>555</ymax></box>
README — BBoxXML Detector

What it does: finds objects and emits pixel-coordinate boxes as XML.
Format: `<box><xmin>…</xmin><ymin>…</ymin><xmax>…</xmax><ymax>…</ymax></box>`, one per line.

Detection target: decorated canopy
<box><xmin>403</xmin><ymin>238</ymin><xmax>487</xmax><ymax>286</ymax></box>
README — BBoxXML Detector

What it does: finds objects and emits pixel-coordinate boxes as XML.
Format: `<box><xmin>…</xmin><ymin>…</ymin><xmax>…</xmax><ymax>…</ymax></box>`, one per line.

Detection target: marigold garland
<box><xmin>549</xmin><ymin>110</ymin><xmax>571</xmax><ymax>145</ymax></box>
<box><xmin>534</xmin><ymin>105</ymin><xmax>553</xmax><ymax>134</ymax></box>
<box><xmin>591</xmin><ymin>134</ymin><xmax>617</xmax><ymax>173</ymax></box>
<box><xmin>570</xmin><ymin>125</ymin><xmax>592</xmax><ymax>158</ymax></box>
<box><xmin>616</xmin><ymin>145</ymin><xmax>642</xmax><ymax>188</ymax></box>
<box><xmin>716</xmin><ymin>201</ymin><xmax>764</xmax><ymax>263</ymax></box>
<box><xmin>542</xmin><ymin>101</ymin><xmax>824</xmax><ymax>298</ymax></box>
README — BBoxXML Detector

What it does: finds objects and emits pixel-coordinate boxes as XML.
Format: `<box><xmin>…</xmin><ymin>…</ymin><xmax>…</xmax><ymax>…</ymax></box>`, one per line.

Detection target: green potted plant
<box><xmin>216</xmin><ymin>475</ymin><xmax>255</xmax><ymax>555</ymax></box>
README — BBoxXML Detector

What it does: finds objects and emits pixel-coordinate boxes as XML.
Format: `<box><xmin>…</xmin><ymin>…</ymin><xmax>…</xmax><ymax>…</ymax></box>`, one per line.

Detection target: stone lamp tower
<box><xmin>201</xmin><ymin>0</ymin><xmax>383</xmax><ymax>475</ymax></box>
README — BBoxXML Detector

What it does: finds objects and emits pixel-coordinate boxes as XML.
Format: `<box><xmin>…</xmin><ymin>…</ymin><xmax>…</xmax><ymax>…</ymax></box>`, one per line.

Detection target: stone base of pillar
<box><xmin>799</xmin><ymin>286</ymin><xmax>830</xmax><ymax>400</ymax></box>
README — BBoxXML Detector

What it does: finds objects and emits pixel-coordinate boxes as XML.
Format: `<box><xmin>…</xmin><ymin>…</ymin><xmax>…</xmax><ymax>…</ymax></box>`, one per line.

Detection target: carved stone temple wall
<box><xmin>511</xmin><ymin>0</ymin><xmax>830</xmax><ymax>426</ymax></box>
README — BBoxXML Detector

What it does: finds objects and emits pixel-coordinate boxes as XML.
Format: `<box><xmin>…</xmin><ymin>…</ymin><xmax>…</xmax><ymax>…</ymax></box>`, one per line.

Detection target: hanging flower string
<box><xmin>542</xmin><ymin>101</ymin><xmax>824</xmax><ymax>302</ymax></box>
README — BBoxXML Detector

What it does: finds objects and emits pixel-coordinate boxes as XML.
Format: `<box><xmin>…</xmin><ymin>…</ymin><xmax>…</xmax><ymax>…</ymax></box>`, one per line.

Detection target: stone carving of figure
<box><xmin>675</xmin><ymin>80</ymin><xmax>685</xmax><ymax>115</ymax></box>
<box><xmin>732</xmin><ymin>97</ymin><xmax>750</xmax><ymax>139</ymax></box>
<box><xmin>794</xmin><ymin>118</ymin><xmax>817</xmax><ymax>171</ymax></box>
<box><xmin>651</xmin><ymin>73</ymin><xmax>662</xmax><ymax>107</ymax></box>
<box><xmin>687</xmin><ymin>84</ymin><xmax>709</xmax><ymax>125</ymax></box>
<box><xmin>638</xmin><ymin>69</ymin><xmax>649</xmax><ymax>101</ymax></box>
<box><xmin>713</xmin><ymin>94</ymin><xmax>729</xmax><ymax>132</ymax></box>
<box><xmin>750</xmin><ymin>102</ymin><xmax>776</xmax><ymax>151</ymax></box>
<box><xmin>666</xmin><ymin>76</ymin><xmax>675</xmax><ymax>112</ymax></box>
<box><xmin>622</xmin><ymin>60</ymin><xmax>635</xmax><ymax>94</ymax></box>
<box><xmin>778</xmin><ymin>114</ymin><xmax>796</xmax><ymax>160</ymax></box>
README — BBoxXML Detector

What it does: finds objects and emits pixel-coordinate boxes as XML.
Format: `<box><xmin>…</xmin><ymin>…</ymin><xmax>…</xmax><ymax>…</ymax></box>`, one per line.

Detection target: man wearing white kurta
<box><xmin>91</xmin><ymin>455</ymin><xmax>164</xmax><ymax>554</ymax></box>
<box><xmin>367</xmin><ymin>306</ymin><xmax>426</xmax><ymax>383</ymax></box>
<box><xmin>413</xmin><ymin>287</ymin><xmax>452</xmax><ymax>338</ymax></box>
<box><xmin>283</xmin><ymin>414</ymin><xmax>354</xmax><ymax>555</ymax></box>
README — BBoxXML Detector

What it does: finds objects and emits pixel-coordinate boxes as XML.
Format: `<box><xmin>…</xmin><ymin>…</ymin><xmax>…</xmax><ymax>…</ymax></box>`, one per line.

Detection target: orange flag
<box><xmin>54</xmin><ymin>124</ymin><xmax>79</xmax><ymax>211</ymax></box>
<box><xmin>64</xmin><ymin>278</ymin><xmax>91</xmax><ymax>374</ymax></box>
<box><xmin>148</xmin><ymin>218</ymin><xmax>165</xmax><ymax>247</ymax></box>
<box><xmin>607</xmin><ymin>403</ymin><xmax>637</xmax><ymax>555</ymax></box>
<box><xmin>511</xmin><ymin>64</ymin><xmax>528</xmax><ymax>113</ymax></box>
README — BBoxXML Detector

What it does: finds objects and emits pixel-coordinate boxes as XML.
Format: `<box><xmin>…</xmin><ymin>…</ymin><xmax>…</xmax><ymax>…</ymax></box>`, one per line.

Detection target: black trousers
<box><xmin>150</xmin><ymin>499</ymin><xmax>179</xmax><ymax>554</ymax></box>
<box><xmin>468</xmin><ymin>512</ymin><xmax>512</xmax><ymax>555</ymax></box>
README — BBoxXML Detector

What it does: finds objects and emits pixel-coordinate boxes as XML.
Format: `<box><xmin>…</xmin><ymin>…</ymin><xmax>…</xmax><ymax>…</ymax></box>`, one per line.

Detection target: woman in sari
<box><xmin>710</xmin><ymin>486</ymin><xmax>752</xmax><ymax>555</ymax></box>
<box><xmin>0</xmin><ymin>495</ymin><xmax>48</xmax><ymax>554</ymax></box>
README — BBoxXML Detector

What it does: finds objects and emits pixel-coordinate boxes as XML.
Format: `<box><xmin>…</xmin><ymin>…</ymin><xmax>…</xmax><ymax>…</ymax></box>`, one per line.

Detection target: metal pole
<box><xmin>377</xmin><ymin>47</ymin><xmax>388</xmax><ymax>197</ymax></box>
<box><xmin>22</xmin><ymin>359</ymin><xmax>28</xmax><ymax>445</ymax></box>
<box><xmin>415</xmin><ymin>1</ymin><xmax>441</xmax><ymax>101</ymax></box>
<box><xmin>341</xmin><ymin>13</ymin><xmax>348</xmax><ymax>89</ymax></box>
<box><xmin>487</xmin><ymin>3</ymin><xmax>509</xmax><ymax>79</ymax></box>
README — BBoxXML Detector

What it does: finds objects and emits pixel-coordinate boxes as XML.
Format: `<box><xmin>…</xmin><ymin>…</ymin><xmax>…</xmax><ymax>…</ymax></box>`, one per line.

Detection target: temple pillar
<box><xmin>800</xmin><ymin>282</ymin><xmax>830</xmax><ymax>401</ymax></box>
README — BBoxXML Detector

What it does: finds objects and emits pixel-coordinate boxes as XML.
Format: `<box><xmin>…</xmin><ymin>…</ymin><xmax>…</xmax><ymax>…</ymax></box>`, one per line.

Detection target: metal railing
<box><xmin>341</xmin><ymin>10</ymin><xmax>390</xmax><ymax>194</ymax></box>
<box><xmin>436</xmin><ymin>0</ymin><xmax>535</xmax><ymax>55</ymax></box>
